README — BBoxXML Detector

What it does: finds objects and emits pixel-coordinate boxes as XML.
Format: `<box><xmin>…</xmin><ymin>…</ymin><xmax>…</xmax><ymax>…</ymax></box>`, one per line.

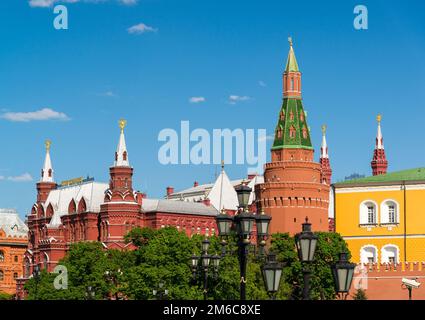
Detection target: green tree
<box><xmin>353</xmin><ymin>288</ymin><xmax>367</xmax><ymax>300</ymax></box>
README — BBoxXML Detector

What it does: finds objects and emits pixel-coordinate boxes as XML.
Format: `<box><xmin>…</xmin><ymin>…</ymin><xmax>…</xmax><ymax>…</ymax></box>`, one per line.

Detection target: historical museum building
<box><xmin>0</xmin><ymin>209</ymin><xmax>28</xmax><ymax>295</ymax></box>
<box><xmin>21</xmin><ymin>120</ymin><xmax>219</xmax><ymax>283</ymax></box>
<box><xmin>254</xmin><ymin>39</ymin><xmax>332</xmax><ymax>235</ymax></box>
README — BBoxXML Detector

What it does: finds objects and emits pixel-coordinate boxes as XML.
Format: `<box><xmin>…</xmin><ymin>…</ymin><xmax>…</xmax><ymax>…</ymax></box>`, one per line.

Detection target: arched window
<box><xmin>381</xmin><ymin>245</ymin><xmax>399</xmax><ymax>264</ymax></box>
<box><xmin>48</xmin><ymin>169</ymin><xmax>52</xmax><ymax>177</ymax></box>
<box><xmin>24</xmin><ymin>258</ymin><xmax>30</xmax><ymax>278</ymax></box>
<box><xmin>279</xmin><ymin>111</ymin><xmax>285</xmax><ymax>121</ymax></box>
<box><xmin>0</xmin><ymin>251</ymin><xmax>4</xmax><ymax>262</ymax></box>
<box><xmin>290</xmin><ymin>78</ymin><xmax>294</xmax><ymax>90</ymax></box>
<box><xmin>68</xmin><ymin>199</ymin><xmax>76</xmax><ymax>214</ymax></box>
<box><xmin>13</xmin><ymin>272</ymin><xmax>18</xmax><ymax>280</ymax></box>
<box><xmin>277</xmin><ymin>127</ymin><xmax>283</xmax><ymax>139</ymax></box>
<box><xmin>300</xmin><ymin>111</ymin><xmax>304</xmax><ymax>122</ymax></box>
<box><xmin>14</xmin><ymin>256</ymin><xmax>18</xmax><ymax>263</ymax></box>
<box><xmin>78</xmin><ymin>198</ymin><xmax>87</xmax><ymax>213</ymax></box>
<box><xmin>43</xmin><ymin>253</ymin><xmax>49</xmax><ymax>270</ymax></box>
<box><xmin>0</xmin><ymin>270</ymin><xmax>4</xmax><ymax>281</ymax></box>
<box><xmin>360</xmin><ymin>201</ymin><xmax>377</xmax><ymax>225</ymax></box>
<box><xmin>123</xmin><ymin>151</ymin><xmax>127</xmax><ymax>161</ymax></box>
<box><xmin>380</xmin><ymin>200</ymin><xmax>399</xmax><ymax>224</ymax></box>
<box><xmin>46</xmin><ymin>203</ymin><xmax>54</xmax><ymax>218</ymax></box>
<box><xmin>302</xmin><ymin>126</ymin><xmax>308</xmax><ymax>139</ymax></box>
<box><xmin>360</xmin><ymin>245</ymin><xmax>378</xmax><ymax>264</ymax></box>
<box><xmin>289</xmin><ymin>126</ymin><xmax>296</xmax><ymax>138</ymax></box>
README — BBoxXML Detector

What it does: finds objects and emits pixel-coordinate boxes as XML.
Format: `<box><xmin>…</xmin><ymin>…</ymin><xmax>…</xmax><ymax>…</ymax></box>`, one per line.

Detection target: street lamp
<box><xmin>85</xmin><ymin>286</ymin><xmax>95</xmax><ymax>300</ymax></box>
<box><xmin>190</xmin><ymin>239</ymin><xmax>220</xmax><ymax>300</ymax></box>
<box><xmin>32</xmin><ymin>265</ymin><xmax>40</xmax><ymax>300</ymax></box>
<box><xmin>262</xmin><ymin>252</ymin><xmax>283</xmax><ymax>300</ymax></box>
<box><xmin>153</xmin><ymin>282</ymin><xmax>169</xmax><ymax>300</ymax></box>
<box><xmin>216</xmin><ymin>181</ymin><xmax>272</xmax><ymax>300</ymax></box>
<box><xmin>294</xmin><ymin>217</ymin><xmax>318</xmax><ymax>300</ymax></box>
<box><xmin>332</xmin><ymin>252</ymin><xmax>356</xmax><ymax>300</ymax></box>
<box><xmin>216</xmin><ymin>209</ymin><xmax>234</xmax><ymax>256</ymax></box>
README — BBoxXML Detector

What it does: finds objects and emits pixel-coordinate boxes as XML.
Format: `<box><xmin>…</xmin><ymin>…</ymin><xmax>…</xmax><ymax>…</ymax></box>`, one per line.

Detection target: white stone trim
<box><xmin>360</xmin><ymin>244</ymin><xmax>379</xmax><ymax>264</ymax></box>
<box><xmin>381</xmin><ymin>244</ymin><xmax>400</xmax><ymax>264</ymax></box>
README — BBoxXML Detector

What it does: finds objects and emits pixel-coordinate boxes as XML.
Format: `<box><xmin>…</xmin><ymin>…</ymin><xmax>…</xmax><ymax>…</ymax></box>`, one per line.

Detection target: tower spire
<box><xmin>114</xmin><ymin>119</ymin><xmax>130</xmax><ymax>167</ymax></box>
<box><xmin>320</xmin><ymin>125</ymin><xmax>332</xmax><ymax>184</ymax></box>
<box><xmin>41</xmin><ymin>139</ymin><xmax>54</xmax><ymax>182</ymax></box>
<box><xmin>371</xmin><ymin>114</ymin><xmax>388</xmax><ymax>176</ymax></box>
<box><xmin>272</xmin><ymin>38</ymin><xmax>311</xmax><ymax>154</ymax></box>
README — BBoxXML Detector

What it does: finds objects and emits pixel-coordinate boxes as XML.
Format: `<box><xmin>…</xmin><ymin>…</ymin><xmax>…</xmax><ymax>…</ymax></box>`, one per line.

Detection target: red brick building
<box><xmin>255</xmin><ymin>39</ymin><xmax>331</xmax><ymax>235</ymax></box>
<box><xmin>18</xmin><ymin>120</ymin><xmax>218</xmax><ymax>293</ymax></box>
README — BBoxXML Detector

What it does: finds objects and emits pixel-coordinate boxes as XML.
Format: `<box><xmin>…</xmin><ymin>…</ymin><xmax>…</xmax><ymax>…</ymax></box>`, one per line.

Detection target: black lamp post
<box><xmin>32</xmin><ymin>265</ymin><xmax>40</xmax><ymax>300</ymax></box>
<box><xmin>190</xmin><ymin>239</ymin><xmax>220</xmax><ymax>300</ymax></box>
<box><xmin>294</xmin><ymin>217</ymin><xmax>318</xmax><ymax>300</ymax></box>
<box><xmin>216</xmin><ymin>181</ymin><xmax>272</xmax><ymax>300</ymax></box>
<box><xmin>332</xmin><ymin>252</ymin><xmax>356</xmax><ymax>300</ymax></box>
<box><xmin>262</xmin><ymin>252</ymin><xmax>283</xmax><ymax>299</ymax></box>
<box><xmin>85</xmin><ymin>286</ymin><xmax>95</xmax><ymax>300</ymax></box>
<box><xmin>153</xmin><ymin>282</ymin><xmax>169</xmax><ymax>300</ymax></box>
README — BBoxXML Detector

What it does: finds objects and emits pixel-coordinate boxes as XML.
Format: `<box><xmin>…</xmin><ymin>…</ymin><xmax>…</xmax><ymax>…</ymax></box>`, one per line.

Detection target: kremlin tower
<box><xmin>371</xmin><ymin>114</ymin><xmax>388</xmax><ymax>176</ymax></box>
<box><xmin>99</xmin><ymin>119</ymin><xmax>142</xmax><ymax>248</ymax></box>
<box><xmin>320</xmin><ymin>125</ymin><xmax>332</xmax><ymax>185</ymax></box>
<box><xmin>255</xmin><ymin>38</ymin><xmax>331</xmax><ymax>235</ymax></box>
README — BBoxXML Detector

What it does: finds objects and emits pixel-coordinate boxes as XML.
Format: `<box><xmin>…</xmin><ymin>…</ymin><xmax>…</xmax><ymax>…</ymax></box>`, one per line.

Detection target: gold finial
<box><xmin>321</xmin><ymin>124</ymin><xmax>327</xmax><ymax>135</ymax></box>
<box><xmin>288</xmin><ymin>36</ymin><xmax>293</xmax><ymax>47</ymax></box>
<box><xmin>45</xmin><ymin>139</ymin><xmax>51</xmax><ymax>151</ymax></box>
<box><xmin>119</xmin><ymin>119</ymin><xmax>127</xmax><ymax>132</ymax></box>
<box><xmin>376</xmin><ymin>114</ymin><xmax>382</xmax><ymax>123</ymax></box>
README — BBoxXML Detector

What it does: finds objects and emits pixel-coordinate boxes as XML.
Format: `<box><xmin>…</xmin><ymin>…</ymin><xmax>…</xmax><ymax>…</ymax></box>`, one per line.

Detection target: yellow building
<box><xmin>334</xmin><ymin>168</ymin><xmax>425</xmax><ymax>264</ymax></box>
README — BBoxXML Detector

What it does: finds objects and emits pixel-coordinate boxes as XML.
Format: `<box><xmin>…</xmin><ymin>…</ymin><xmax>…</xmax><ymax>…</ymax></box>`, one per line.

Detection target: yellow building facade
<box><xmin>334</xmin><ymin>168</ymin><xmax>425</xmax><ymax>264</ymax></box>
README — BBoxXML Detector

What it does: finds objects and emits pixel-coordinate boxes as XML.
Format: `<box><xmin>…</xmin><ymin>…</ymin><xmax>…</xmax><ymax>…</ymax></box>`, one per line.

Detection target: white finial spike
<box><xmin>115</xmin><ymin>119</ymin><xmax>130</xmax><ymax>167</ymax></box>
<box><xmin>376</xmin><ymin>114</ymin><xmax>384</xmax><ymax>150</ymax></box>
<box><xmin>41</xmin><ymin>140</ymin><xmax>54</xmax><ymax>182</ymax></box>
<box><xmin>321</xmin><ymin>125</ymin><xmax>328</xmax><ymax>159</ymax></box>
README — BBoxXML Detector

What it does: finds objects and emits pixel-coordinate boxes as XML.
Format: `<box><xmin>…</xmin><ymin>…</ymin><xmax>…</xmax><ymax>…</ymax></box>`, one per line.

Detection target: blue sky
<box><xmin>1</xmin><ymin>0</ymin><xmax>425</xmax><ymax>218</ymax></box>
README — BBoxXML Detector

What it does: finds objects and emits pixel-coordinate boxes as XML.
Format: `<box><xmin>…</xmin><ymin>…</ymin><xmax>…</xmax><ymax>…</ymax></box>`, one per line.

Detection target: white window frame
<box><xmin>380</xmin><ymin>199</ymin><xmax>399</xmax><ymax>225</ymax></box>
<box><xmin>359</xmin><ymin>200</ymin><xmax>378</xmax><ymax>225</ymax></box>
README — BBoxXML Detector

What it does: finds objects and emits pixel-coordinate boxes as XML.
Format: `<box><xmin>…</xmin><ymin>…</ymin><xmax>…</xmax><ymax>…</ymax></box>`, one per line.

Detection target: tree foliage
<box><xmin>24</xmin><ymin>227</ymin><xmax>350</xmax><ymax>300</ymax></box>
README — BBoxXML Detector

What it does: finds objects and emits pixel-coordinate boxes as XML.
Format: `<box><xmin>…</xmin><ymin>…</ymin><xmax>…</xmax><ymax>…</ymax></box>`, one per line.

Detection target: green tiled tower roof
<box><xmin>272</xmin><ymin>98</ymin><xmax>313</xmax><ymax>150</ymax></box>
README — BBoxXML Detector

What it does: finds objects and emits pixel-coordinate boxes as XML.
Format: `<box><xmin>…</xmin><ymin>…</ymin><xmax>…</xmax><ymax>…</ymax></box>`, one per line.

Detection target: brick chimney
<box><xmin>166</xmin><ymin>186</ymin><xmax>174</xmax><ymax>197</ymax></box>
<box><xmin>193</xmin><ymin>181</ymin><xmax>199</xmax><ymax>187</ymax></box>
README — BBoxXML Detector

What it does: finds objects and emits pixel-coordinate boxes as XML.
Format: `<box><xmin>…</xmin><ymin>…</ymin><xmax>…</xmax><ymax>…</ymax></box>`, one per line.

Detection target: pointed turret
<box><xmin>371</xmin><ymin>114</ymin><xmax>388</xmax><ymax>176</ymax></box>
<box><xmin>114</xmin><ymin>119</ymin><xmax>130</xmax><ymax>167</ymax></box>
<box><xmin>285</xmin><ymin>37</ymin><xmax>299</xmax><ymax>72</ymax></box>
<box><xmin>36</xmin><ymin>140</ymin><xmax>57</xmax><ymax>204</ymax></box>
<box><xmin>207</xmin><ymin>161</ymin><xmax>239</xmax><ymax>211</ymax></box>
<box><xmin>272</xmin><ymin>37</ymin><xmax>313</xmax><ymax>157</ymax></box>
<box><xmin>41</xmin><ymin>140</ymin><xmax>54</xmax><ymax>182</ymax></box>
<box><xmin>320</xmin><ymin>125</ymin><xmax>332</xmax><ymax>184</ymax></box>
<box><xmin>106</xmin><ymin>119</ymin><xmax>136</xmax><ymax>203</ymax></box>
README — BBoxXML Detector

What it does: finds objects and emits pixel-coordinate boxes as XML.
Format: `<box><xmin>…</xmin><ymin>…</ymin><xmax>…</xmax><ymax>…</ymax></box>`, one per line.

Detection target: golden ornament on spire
<box><xmin>119</xmin><ymin>119</ymin><xmax>127</xmax><ymax>132</ymax></box>
<box><xmin>377</xmin><ymin>114</ymin><xmax>382</xmax><ymax>123</ymax></box>
<box><xmin>288</xmin><ymin>36</ymin><xmax>293</xmax><ymax>47</ymax></box>
<box><xmin>321</xmin><ymin>124</ymin><xmax>327</xmax><ymax>135</ymax></box>
<box><xmin>45</xmin><ymin>139</ymin><xmax>51</xmax><ymax>151</ymax></box>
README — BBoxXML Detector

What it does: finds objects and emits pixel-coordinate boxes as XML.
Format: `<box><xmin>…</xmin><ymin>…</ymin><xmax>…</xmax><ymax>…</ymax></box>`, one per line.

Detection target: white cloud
<box><xmin>1</xmin><ymin>108</ymin><xmax>70</xmax><ymax>122</ymax></box>
<box><xmin>99</xmin><ymin>91</ymin><xmax>118</xmax><ymax>97</ymax></box>
<box><xmin>1</xmin><ymin>173</ymin><xmax>34</xmax><ymax>182</ymax></box>
<box><xmin>228</xmin><ymin>95</ymin><xmax>251</xmax><ymax>105</ymax></box>
<box><xmin>189</xmin><ymin>97</ymin><xmax>206</xmax><ymax>104</ymax></box>
<box><xmin>29</xmin><ymin>0</ymin><xmax>56</xmax><ymax>7</ymax></box>
<box><xmin>119</xmin><ymin>0</ymin><xmax>137</xmax><ymax>5</ymax></box>
<box><xmin>259</xmin><ymin>80</ymin><xmax>267</xmax><ymax>87</ymax></box>
<box><xmin>127</xmin><ymin>23</ymin><xmax>158</xmax><ymax>34</ymax></box>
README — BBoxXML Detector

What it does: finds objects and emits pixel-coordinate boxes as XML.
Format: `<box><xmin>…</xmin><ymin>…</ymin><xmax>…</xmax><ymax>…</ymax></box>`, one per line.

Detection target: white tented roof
<box><xmin>167</xmin><ymin>174</ymin><xmax>264</xmax><ymax>210</ymax></box>
<box><xmin>46</xmin><ymin>181</ymin><xmax>109</xmax><ymax>227</ymax></box>
<box><xmin>0</xmin><ymin>209</ymin><xmax>28</xmax><ymax>238</ymax></box>
<box><xmin>142</xmin><ymin>198</ymin><xmax>218</xmax><ymax>216</ymax></box>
